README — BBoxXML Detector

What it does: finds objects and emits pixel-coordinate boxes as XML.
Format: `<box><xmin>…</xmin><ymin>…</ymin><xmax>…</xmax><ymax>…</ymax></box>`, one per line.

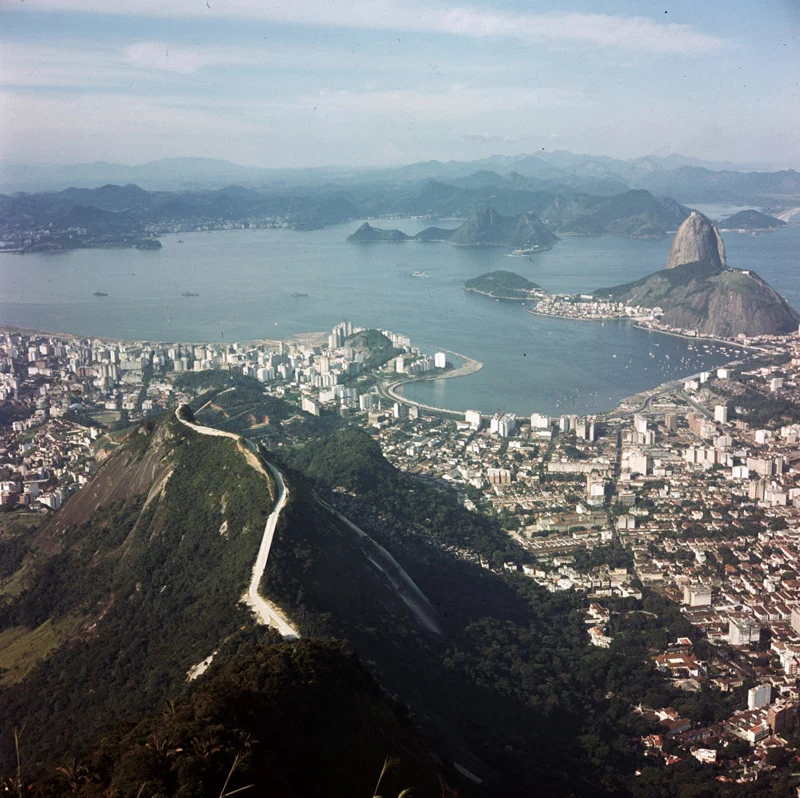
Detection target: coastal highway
<box><xmin>378</xmin><ymin>378</ymin><xmax>465</xmax><ymax>418</ymax></box>
<box><xmin>678</xmin><ymin>389</ymin><xmax>715</xmax><ymax>420</ymax></box>
<box><xmin>374</xmin><ymin>350</ymin><xmax>483</xmax><ymax>419</ymax></box>
<box><xmin>175</xmin><ymin>405</ymin><xmax>299</xmax><ymax>639</ymax></box>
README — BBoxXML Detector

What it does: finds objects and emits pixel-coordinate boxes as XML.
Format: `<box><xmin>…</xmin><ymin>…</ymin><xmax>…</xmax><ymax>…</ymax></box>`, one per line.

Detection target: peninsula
<box><xmin>719</xmin><ymin>209</ymin><xmax>787</xmax><ymax>232</ymax></box>
<box><xmin>594</xmin><ymin>212</ymin><xmax>800</xmax><ymax>338</ymax></box>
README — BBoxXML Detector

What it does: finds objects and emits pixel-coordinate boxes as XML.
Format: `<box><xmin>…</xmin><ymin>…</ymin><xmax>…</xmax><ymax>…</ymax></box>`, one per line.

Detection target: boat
<box><xmin>93</xmin><ymin>291</ymin><xmax>108</xmax><ymax>297</ymax></box>
<box><xmin>182</xmin><ymin>292</ymin><xmax>199</xmax><ymax>297</ymax></box>
<box><xmin>290</xmin><ymin>292</ymin><xmax>309</xmax><ymax>297</ymax></box>
<box><xmin>410</xmin><ymin>271</ymin><xmax>428</xmax><ymax>278</ymax></box>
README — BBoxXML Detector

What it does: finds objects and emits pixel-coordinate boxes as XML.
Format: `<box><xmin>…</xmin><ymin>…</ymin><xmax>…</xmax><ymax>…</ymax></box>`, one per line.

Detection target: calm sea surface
<box><xmin>1</xmin><ymin>219</ymin><xmax>797</xmax><ymax>416</ymax></box>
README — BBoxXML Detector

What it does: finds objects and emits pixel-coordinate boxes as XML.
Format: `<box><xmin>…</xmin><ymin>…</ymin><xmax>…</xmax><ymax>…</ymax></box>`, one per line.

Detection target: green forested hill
<box><xmin>464</xmin><ymin>270</ymin><xmax>543</xmax><ymax>299</ymax></box>
<box><xmin>24</xmin><ymin>641</ymin><xmax>452</xmax><ymax>798</ymax></box>
<box><xmin>0</xmin><ymin>415</ymin><xmax>276</xmax><ymax>773</ymax></box>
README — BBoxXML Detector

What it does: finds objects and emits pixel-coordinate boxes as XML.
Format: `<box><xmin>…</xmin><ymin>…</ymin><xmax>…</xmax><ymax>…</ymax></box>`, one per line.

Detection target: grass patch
<box><xmin>89</xmin><ymin>410</ymin><xmax>122</xmax><ymax>425</ymax></box>
<box><xmin>0</xmin><ymin>556</ymin><xmax>37</xmax><ymax>599</ymax></box>
<box><xmin>0</xmin><ymin>512</ymin><xmax>44</xmax><ymax>535</ymax></box>
<box><xmin>0</xmin><ymin>615</ymin><xmax>83</xmax><ymax>686</ymax></box>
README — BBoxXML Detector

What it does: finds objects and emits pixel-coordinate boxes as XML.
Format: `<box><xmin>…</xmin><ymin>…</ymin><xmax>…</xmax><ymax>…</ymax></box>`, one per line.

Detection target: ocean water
<box><xmin>1</xmin><ymin>220</ymin><xmax>797</xmax><ymax>416</ymax></box>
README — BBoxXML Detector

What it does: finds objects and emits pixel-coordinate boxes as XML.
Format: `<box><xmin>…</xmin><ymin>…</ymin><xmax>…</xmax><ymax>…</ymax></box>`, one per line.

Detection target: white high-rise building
<box><xmin>465</xmin><ymin>410</ymin><xmax>482</xmax><ymax>430</ymax></box>
<box><xmin>629</xmin><ymin>452</ymin><xmax>650</xmax><ymax>476</ymax></box>
<box><xmin>575</xmin><ymin>418</ymin><xmax>594</xmax><ymax>440</ymax></box>
<box><xmin>490</xmin><ymin>412</ymin><xmax>517</xmax><ymax>437</ymax></box>
<box><xmin>748</xmin><ymin>684</ymin><xmax>772</xmax><ymax>710</ymax></box>
<box><xmin>728</xmin><ymin>617</ymin><xmax>760</xmax><ymax>646</ymax></box>
<box><xmin>434</xmin><ymin>352</ymin><xmax>447</xmax><ymax>369</ymax></box>
<box><xmin>682</xmin><ymin>585</ymin><xmax>712</xmax><ymax>607</ymax></box>
<box><xmin>530</xmin><ymin>413</ymin><xmax>550</xmax><ymax>429</ymax></box>
<box><xmin>714</xmin><ymin>405</ymin><xmax>728</xmax><ymax>424</ymax></box>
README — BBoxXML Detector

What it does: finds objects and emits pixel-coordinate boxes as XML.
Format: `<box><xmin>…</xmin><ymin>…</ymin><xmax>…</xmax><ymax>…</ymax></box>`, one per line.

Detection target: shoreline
<box><xmin>527</xmin><ymin>311</ymin><xmax>766</xmax><ymax>354</ymax></box>
<box><xmin>630</xmin><ymin>322</ymin><xmax>765</xmax><ymax>352</ymax></box>
<box><xmin>464</xmin><ymin>288</ymin><xmax>542</xmax><ymax>302</ymax></box>
<box><xmin>2</xmin><ymin>321</ymin><xmax>771</xmax><ymax>423</ymax></box>
<box><xmin>528</xmin><ymin>309</ymin><xmax>650</xmax><ymax>324</ymax></box>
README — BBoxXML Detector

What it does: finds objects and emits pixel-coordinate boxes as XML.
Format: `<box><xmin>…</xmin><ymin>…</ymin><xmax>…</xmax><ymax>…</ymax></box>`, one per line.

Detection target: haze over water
<box><xmin>1</xmin><ymin>220</ymin><xmax>797</xmax><ymax>417</ymax></box>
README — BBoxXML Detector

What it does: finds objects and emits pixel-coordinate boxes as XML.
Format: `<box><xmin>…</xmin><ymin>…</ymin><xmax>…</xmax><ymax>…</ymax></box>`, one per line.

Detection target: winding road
<box><xmin>175</xmin><ymin>405</ymin><xmax>299</xmax><ymax>639</ymax></box>
<box><xmin>314</xmin><ymin>495</ymin><xmax>443</xmax><ymax>635</ymax></box>
<box><xmin>177</xmin><ymin>402</ymin><xmax>442</xmax><ymax>638</ymax></box>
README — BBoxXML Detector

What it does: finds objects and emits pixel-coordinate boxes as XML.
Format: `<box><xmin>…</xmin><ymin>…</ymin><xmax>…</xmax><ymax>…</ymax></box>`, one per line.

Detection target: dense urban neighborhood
<box><xmin>4</xmin><ymin>316</ymin><xmax>800</xmax><ymax>786</ymax></box>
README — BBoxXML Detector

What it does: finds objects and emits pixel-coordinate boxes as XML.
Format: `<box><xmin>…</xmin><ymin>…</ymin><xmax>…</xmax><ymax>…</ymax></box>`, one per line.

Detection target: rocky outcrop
<box><xmin>665</xmin><ymin>211</ymin><xmax>726</xmax><ymax>270</ymax></box>
<box><xmin>594</xmin><ymin>209</ymin><xmax>800</xmax><ymax>336</ymax></box>
<box><xmin>346</xmin><ymin>222</ymin><xmax>411</xmax><ymax>242</ymax></box>
<box><xmin>346</xmin><ymin>208</ymin><xmax>557</xmax><ymax>249</ymax></box>
<box><xmin>595</xmin><ymin>260</ymin><xmax>800</xmax><ymax>337</ymax></box>
<box><xmin>447</xmin><ymin>207</ymin><xmax>558</xmax><ymax>249</ymax></box>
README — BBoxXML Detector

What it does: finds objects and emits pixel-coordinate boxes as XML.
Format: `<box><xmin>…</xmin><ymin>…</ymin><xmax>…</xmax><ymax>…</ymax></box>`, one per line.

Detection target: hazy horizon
<box><xmin>1</xmin><ymin>0</ymin><xmax>798</xmax><ymax>170</ymax></box>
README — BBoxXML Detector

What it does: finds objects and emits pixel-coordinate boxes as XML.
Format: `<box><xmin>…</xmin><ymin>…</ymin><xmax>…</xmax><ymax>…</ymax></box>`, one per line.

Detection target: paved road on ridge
<box><xmin>175</xmin><ymin>406</ymin><xmax>299</xmax><ymax>639</ymax></box>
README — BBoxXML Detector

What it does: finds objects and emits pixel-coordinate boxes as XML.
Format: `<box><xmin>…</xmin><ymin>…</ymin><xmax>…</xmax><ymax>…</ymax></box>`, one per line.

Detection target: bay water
<box><xmin>1</xmin><ymin>219</ymin><xmax>797</xmax><ymax>416</ymax></box>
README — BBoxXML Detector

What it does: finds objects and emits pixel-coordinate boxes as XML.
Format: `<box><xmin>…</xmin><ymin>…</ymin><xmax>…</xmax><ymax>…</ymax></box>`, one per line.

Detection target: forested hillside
<box><xmin>0</xmin><ymin>416</ymin><xmax>275</xmax><ymax>773</ymax></box>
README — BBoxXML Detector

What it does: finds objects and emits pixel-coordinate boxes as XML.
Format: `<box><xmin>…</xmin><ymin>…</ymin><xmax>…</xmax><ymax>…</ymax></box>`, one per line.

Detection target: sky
<box><xmin>0</xmin><ymin>0</ymin><xmax>798</xmax><ymax>169</ymax></box>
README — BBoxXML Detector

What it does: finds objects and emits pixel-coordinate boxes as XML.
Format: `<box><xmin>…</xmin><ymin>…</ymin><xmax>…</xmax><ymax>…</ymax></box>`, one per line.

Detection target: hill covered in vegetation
<box><xmin>595</xmin><ymin>212</ymin><xmax>799</xmax><ymax>337</ymax></box>
<box><xmin>22</xmin><ymin>641</ymin><xmax>452</xmax><ymax>797</ymax></box>
<box><xmin>0</xmin><ymin>415</ymin><xmax>277</xmax><ymax>772</ymax></box>
<box><xmin>719</xmin><ymin>209</ymin><xmax>786</xmax><ymax>231</ymax></box>
<box><xmin>464</xmin><ymin>270</ymin><xmax>544</xmax><ymax>300</ymax></box>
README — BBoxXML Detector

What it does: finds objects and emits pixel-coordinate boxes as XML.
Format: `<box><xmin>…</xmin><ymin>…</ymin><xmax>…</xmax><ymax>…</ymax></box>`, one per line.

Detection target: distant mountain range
<box><xmin>3</xmin><ymin>151</ymin><xmax>798</xmax><ymax>206</ymax></box>
<box><xmin>2</xmin><ymin>178</ymin><xmax>695</xmax><ymax>252</ymax></box>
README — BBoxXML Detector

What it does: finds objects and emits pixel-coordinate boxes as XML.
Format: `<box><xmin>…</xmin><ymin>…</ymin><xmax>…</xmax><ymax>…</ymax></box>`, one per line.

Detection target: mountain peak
<box><xmin>665</xmin><ymin>210</ymin><xmax>726</xmax><ymax>270</ymax></box>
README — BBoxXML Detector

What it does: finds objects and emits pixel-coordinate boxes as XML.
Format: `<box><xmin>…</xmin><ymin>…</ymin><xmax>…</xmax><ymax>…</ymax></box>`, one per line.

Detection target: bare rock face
<box><xmin>665</xmin><ymin>211</ymin><xmax>726</xmax><ymax>270</ymax></box>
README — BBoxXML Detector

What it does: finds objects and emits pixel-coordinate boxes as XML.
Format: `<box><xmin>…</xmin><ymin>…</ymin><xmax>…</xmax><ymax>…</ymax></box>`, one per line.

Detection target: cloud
<box><xmin>302</xmin><ymin>85</ymin><xmax>587</xmax><ymax>121</ymax></box>
<box><xmin>123</xmin><ymin>42</ymin><xmax>260</xmax><ymax>75</ymax></box>
<box><xmin>13</xmin><ymin>1</ymin><xmax>727</xmax><ymax>55</ymax></box>
<box><xmin>0</xmin><ymin>43</ymin><xmax>133</xmax><ymax>87</ymax></box>
<box><xmin>0</xmin><ymin>89</ymin><xmax>274</xmax><ymax>163</ymax></box>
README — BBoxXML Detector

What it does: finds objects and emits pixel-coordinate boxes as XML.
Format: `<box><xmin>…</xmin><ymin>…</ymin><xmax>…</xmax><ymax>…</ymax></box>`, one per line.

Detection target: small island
<box><xmin>134</xmin><ymin>238</ymin><xmax>163</xmax><ymax>250</ymax></box>
<box><xmin>719</xmin><ymin>209</ymin><xmax>786</xmax><ymax>232</ymax></box>
<box><xmin>464</xmin><ymin>271</ymin><xmax>546</xmax><ymax>300</ymax></box>
<box><xmin>346</xmin><ymin>223</ymin><xmax>413</xmax><ymax>242</ymax></box>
